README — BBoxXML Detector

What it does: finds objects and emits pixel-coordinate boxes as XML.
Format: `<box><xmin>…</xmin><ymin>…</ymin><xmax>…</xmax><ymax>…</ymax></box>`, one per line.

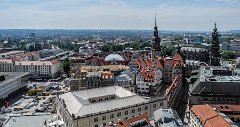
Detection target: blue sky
<box><xmin>0</xmin><ymin>0</ymin><xmax>240</xmax><ymax>31</ymax></box>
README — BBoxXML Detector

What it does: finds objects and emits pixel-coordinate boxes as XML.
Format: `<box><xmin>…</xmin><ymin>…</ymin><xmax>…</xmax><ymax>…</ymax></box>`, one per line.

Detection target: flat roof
<box><xmin>0</xmin><ymin>72</ymin><xmax>29</xmax><ymax>86</ymax></box>
<box><xmin>4</xmin><ymin>113</ymin><xmax>51</xmax><ymax>127</ymax></box>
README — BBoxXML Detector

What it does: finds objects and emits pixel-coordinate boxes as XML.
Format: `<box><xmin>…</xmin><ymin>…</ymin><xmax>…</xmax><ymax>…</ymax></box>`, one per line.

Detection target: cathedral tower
<box><xmin>210</xmin><ymin>23</ymin><xmax>220</xmax><ymax>66</ymax></box>
<box><xmin>151</xmin><ymin>15</ymin><xmax>161</xmax><ymax>59</ymax></box>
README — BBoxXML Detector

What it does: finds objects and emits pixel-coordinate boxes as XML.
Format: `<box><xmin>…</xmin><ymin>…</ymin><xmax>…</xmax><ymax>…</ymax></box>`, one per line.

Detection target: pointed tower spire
<box><xmin>151</xmin><ymin>14</ymin><xmax>161</xmax><ymax>59</ymax></box>
<box><xmin>155</xmin><ymin>14</ymin><xmax>157</xmax><ymax>27</ymax></box>
<box><xmin>214</xmin><ymin>22</ymin><xmax>217</xmax><ymax>32</ymax></box>
<box><xmin>154</xmin><ymin>14</ymin><xmax>158</xmax><ymax>31</ymax></box>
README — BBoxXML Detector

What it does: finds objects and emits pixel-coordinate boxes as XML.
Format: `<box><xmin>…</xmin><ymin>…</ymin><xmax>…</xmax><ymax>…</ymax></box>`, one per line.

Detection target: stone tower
<box><xmin>210</xmin><ymin>23</ymin><xmax>220</xmax><ymax>66</ymax></box>
<box><xmin>151</xmin><ymin>14</ymin><xmax>161</xmax><ymax>59</ymax></box>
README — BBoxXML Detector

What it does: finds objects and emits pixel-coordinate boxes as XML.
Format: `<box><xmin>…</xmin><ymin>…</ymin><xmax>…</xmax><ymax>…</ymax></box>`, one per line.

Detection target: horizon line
<box><xmin>0</xmin><ymin>28</ymin><xmax>238</xmax><ymax>32</ymax></box>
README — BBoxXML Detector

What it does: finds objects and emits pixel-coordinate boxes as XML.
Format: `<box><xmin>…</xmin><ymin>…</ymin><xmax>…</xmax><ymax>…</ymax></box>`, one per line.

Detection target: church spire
<box><xmin>153</xmin><ymin>14</ymin><xmax>158</xmax><ymax>37</ymax></box>
<box><xmin>151</xmin><ymin>14</ymin><xmax>161</xmax><ymax>59</ymax></box>
<box><xmin>155</xmin><ymin>14</ymin><xmax>157</xmax><ymax>27</ymax></box>
<box><xmin>210</xmin><ymin>22</ymin><xmax>220</xmax><ymax>66</ymax></box>
<box><xmin>214</xmin><ymin>22</ymin><xmax>217</xmax><ymax>32</ymax></box>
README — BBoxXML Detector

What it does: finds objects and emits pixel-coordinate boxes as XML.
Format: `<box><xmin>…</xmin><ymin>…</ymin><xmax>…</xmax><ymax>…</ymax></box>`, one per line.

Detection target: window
<box><xmin>117</xmin><ymin>112</ymin><xmax>121</xmax><ymax>117</ymax></box>
<box><xmin>138</xmin><ymin>107</ymin><xmax>141</xmax><ymax>112</ymax></box>
<box><xmin>95</xmin><ymin>125</ymin><xmax>98</xmax><ymax>127</ymax></box>
<box><xmin>125</xmin><ymin>110</ymin><xmax>128</xmax><ymax>115</ymax></box>
<box><xmin>102</xmin><ymin>116</ymin><xmax>106</xmax><ymax>120</ymax></box>
<box><xmin>110</xmin><ymin>114</ymin><xmax>114</xmax><ymax>118</ymax></box>
<box><xmin>153</xmin><ymin>104</ymin><xmax>156</xmax><ymax>108</ymax></box>
<box><xmin>160</xmin><ymin>102</ymin><xmax>163</xmax><ymax>106</ymax></box>
<box><xmin>132</xmin><ymin>109</ymin><xmax>135</xmax><ymax>113</ymax></box>
<box><xmin>145</xmin><ymin>106</ymin><xmax>148</xmax><ymax>110</ymax></box>
<box><xmin>94</xmin><ymin>117</ymin><xmax>98</xmax><ymax>122</ymax></box>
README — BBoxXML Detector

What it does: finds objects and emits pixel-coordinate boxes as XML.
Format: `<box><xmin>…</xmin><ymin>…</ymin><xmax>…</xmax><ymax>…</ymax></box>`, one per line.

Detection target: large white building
<box><xmin>0</xmin><ymin>59</ymin><xmax>14</xmax><ymax>72</ymax></box>
<box><xmin>55</xmin><ymin>86</ymin><xmax>168</xmax><ymax>127</ymax></box>
<box><xmin>0</xmin><ymin>72</ymin><xmax>29</xmax><ymax>100</ymax></box>
<box><xmin>14</xmin><ymin>60</ymin><xmax>60</xmax><ymax>79</ymax></box>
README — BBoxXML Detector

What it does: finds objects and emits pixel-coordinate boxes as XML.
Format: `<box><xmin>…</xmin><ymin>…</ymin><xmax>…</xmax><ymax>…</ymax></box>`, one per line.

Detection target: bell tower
<box><xmin>151</xmin><ymin>14</ymin><xmax>161</xmax><ymax>59</ymax></box>
<box><xmin>209</xmin><ymin>22</ymin><xmax>220</xmax><ymax>66</ymax></box>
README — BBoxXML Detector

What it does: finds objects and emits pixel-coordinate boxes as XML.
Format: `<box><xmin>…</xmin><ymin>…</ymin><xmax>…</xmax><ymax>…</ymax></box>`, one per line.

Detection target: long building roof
<box><xmin>59</xmin><ymin>86</ymin><xmax>150</xmax><ymax>117</ymax></box>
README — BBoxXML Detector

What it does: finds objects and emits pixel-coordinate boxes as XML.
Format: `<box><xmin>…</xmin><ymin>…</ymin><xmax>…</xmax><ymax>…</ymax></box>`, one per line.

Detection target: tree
<box><xmin>101</xmin><ymin>44</ymin><xmax>111</xmax><ymax>52</ymax></box>
<box><xmin>112</xmin><ymin>45</ymin><xmax>123</xmax><ymax>52</ymax></box>
<box><xmin>163</xmin><ymin>46</ymin><xmax>176</xmax><ymax>56</ymax></box>
<box><xmin>73</xmin><ymin>44</ymin><xmax>80</xmax><ymax>53</ymax></box>
<box><xmin>63</xmin><ymin>58</ymin><xmax>70</xmax><ymax>77</ymax></box>
<box><xmin>222</xmin><ymin>51</ymin><xmax>236</xmax><ymax>60</ymax></box>
<box><xmin>28</xmin><ymin>45</ymin><xmax>35</xmax><ymax>52</ymax></box>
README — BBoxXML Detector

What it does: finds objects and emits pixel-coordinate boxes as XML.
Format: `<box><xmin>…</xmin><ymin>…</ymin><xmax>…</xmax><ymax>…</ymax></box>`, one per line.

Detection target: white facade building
<box><xmin>14</xmin><ymin>60</ymin><xmax>60</xmax><ymax>79</ymax></box>
<box><xmin>0</xmin><ymin>59</ymin><xmax>14</xmax><ymax>72</ymax></box>
<box><xmin>0</xmin><ymin>72</ymin><xmax>29</xmax><ymax>99</ymax></box>
<box><xmin>136</xmin><ymin>69</ymin><xmax>162</xmax><ymax>94</ymax></box>
<box><xmin>55</xmin><ymin>86</ymin><xmax>168</xmax><ymax>127</ymax></box>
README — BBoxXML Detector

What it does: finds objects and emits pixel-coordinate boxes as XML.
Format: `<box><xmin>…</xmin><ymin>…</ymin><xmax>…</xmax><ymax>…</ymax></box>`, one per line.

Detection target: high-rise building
<box><xmin>151</xmin><ymin>15</ymin><xmax>162</xmax><ymax>59</ymax></box>
<box><xmin>210</xmin><ymin>23</ymin><xmax>220</xmax><ymax>66</ymax></box>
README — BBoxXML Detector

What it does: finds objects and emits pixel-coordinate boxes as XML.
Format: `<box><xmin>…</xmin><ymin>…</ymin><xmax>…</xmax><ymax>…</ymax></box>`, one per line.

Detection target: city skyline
<box><xmin>1</xmin><ymin>0</ymin><xmax>240</xmax><ymax>31</ymax></box>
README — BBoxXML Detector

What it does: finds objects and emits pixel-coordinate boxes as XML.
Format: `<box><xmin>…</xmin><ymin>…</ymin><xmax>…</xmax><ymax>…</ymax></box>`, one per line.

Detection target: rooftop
<box><xmin>59</xmin><ymin>86</ymin><xmax>149</xmax><ymax>117</ymax></box>
<box><xmin>117</xmin><ymin>113</ymin><xmax>151</xmax><ymax>127</ymax></box>
<box><xmin>105</xmin><ymin>54</ymin><xmax>124</xmax><ymax>62</ymax></box>
<box><xmin>197</xmin><ymin>66</ymin><xmax>237</xmax><ymax>82</ymax></box>
<box><xmin>3</xmin><ymin>113</ymin><xmax>51</xmax><ymax>127</ymax></box>
<box><xmin>152</xmin><ymin>108</ymin><xmax>183</xmax><ymax>127</ymax></box>
<box><xmin>0</xmin><ymin>59</ymin><xmax>13</xmax><ymax>63</ymax></box>
<box><xmin>181</xmin><ymin>47</ymin><xmax>206</xmax><ymax>52</ymax></box>
<box><xmin>0</xmin><ymin>72</ymin><xmax>29</xmax><ymax>86</ymax></box>
<box><xmin>15</xmin><ymin>60</ymin><xmax>59</xmax><ymax>66</ymax></box>
<box><xmin>190</xmin><ymin>67</ymin><xmax>240</xmax><ymax>95</ymax></box>
<box><xmin>0</xmin><ymin>50</ymin><xmax>24</xmax><ymax>56</ymax></box>
<box><xmin>191</xmin><ymin>104</ymin><xmax>238</xmax><ymax>127</ymax></box>
<box><xmin>115</xmin><ymin>74</ymin><xmax>132</xmax><ymax>81</ymax></box>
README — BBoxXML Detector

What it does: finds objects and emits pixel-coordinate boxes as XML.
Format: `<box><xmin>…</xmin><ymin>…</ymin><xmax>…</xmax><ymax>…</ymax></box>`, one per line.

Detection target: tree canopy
<box><xmin>222</xmin><ymin>51</ymin><xmax>236</xmax><ymax>60</ymax></box>
<box><xmin>63</xmin><ymin>58</ymin><xmax>70</xmax><ymax>77</ymax></box>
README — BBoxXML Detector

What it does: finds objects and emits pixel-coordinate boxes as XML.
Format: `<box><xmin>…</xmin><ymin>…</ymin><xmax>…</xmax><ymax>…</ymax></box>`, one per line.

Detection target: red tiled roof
<box><xmin>140</xmin><ymin>71</ymin><xmax>155</xmax><ymax>81</ymax></box>
<box><xmin>165</xmin><ymin>74</ymin><xmax>181</xmax><ymax>101</ymax></box>
<box><xmin>117</xmin><ymin>113</ymin><xmax>150</xmax><ymax>127</ymax></box>
<box><xmin>174</xmin><ymin>52</ymin><xmax>184</xmax><ymax>64</ymax></box>
<box><xmin>135</xmin><ymin>58</ymin><xmax>163</xmax><ymax>69</ymax></box>
<box><xmin>209</xmin><ymin>104</ymin><xmax>240</xmax><ymax>113</ymax></box>
<box><xmin>191</xmin><ymin>104</ymin><xmax>231</xmax><ymax>127</ymax></box>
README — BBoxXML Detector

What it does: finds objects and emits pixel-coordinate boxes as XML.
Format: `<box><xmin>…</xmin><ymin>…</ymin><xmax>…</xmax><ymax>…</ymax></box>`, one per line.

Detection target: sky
<box><xmin>0</xmin><ymin>0</ymin><xmax>240</xmax><ymax>31</ymax></box>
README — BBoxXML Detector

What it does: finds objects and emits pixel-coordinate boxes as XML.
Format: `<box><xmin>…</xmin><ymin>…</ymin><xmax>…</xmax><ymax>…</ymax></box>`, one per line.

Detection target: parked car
<box><xmin>35</xmin><ymin>107</ymin><xmax>45</xmax><ymax>112</ymax></box>
<box><xmin>5</xmin><ymin>108</ymin><xmax>12</xmax><ymax>113</ymax></box>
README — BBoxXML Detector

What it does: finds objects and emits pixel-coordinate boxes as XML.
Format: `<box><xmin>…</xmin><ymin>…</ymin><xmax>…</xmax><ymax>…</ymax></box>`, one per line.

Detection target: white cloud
<box><xmin>0</xmin><ymin>0</ymin><xmax>239</xmax><ymax>31</ymax></box>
